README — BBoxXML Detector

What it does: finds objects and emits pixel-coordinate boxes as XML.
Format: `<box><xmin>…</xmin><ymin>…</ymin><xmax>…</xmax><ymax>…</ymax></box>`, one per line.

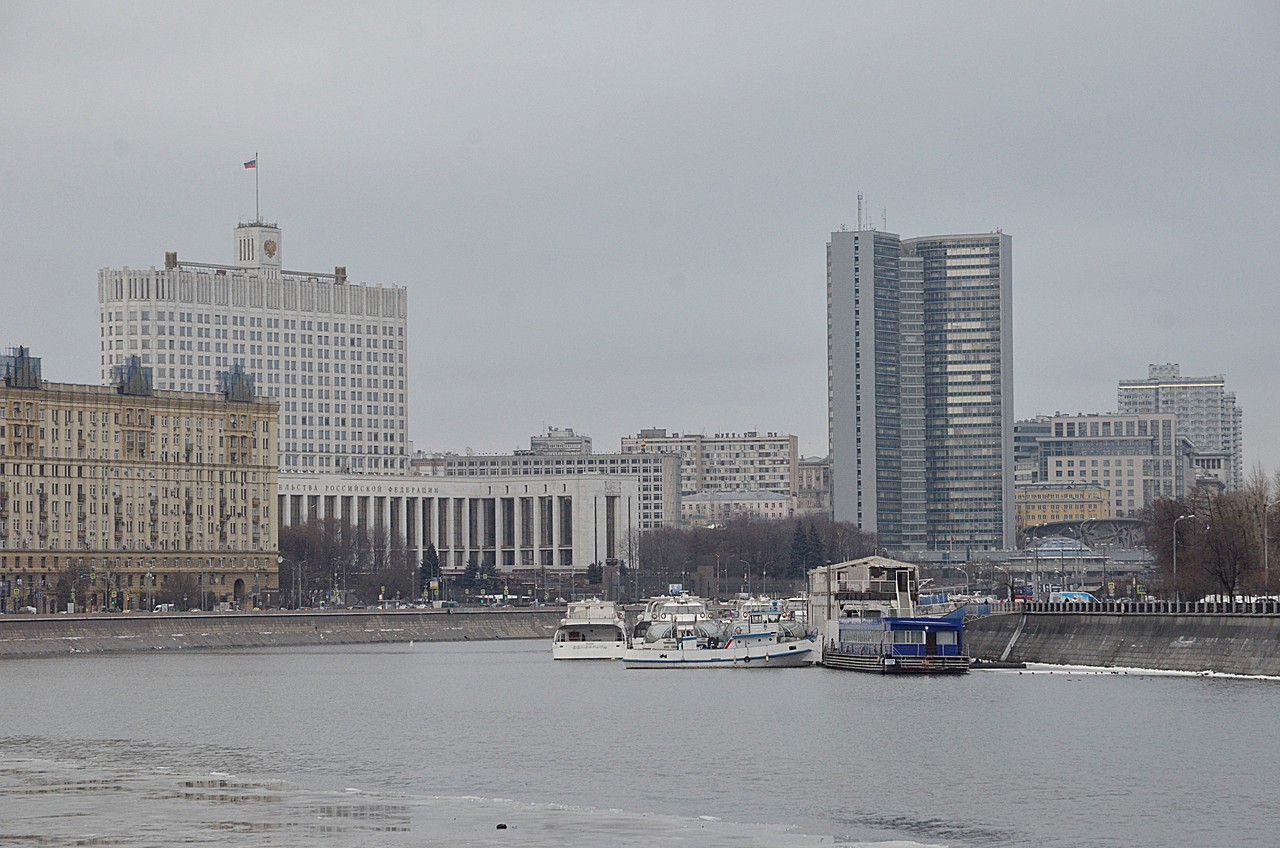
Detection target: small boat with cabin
<box><xmin>808</xmin><ymin>556</ymin><xmax>969</xmax><ymax>674</ymax></box>
<box><xmin>551</xmin><ymin>598</ymin><xmax>629</xmax><ymax>660</ymax></box>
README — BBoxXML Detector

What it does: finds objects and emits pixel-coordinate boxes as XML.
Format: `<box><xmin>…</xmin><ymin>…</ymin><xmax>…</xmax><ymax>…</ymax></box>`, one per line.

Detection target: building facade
<box><xmin>528</xmin><ymin>426</ymin><xmax>593</xmax><ymax>455</ymax></box>
<box><xmin>1117</xmin><ymin>363</ymin><xmax>1243</xmax><ymax>490</ymax></box>
<box><xmin>1015</xmin><ymin>482</ymin><xmax>1111</xmax><ymax>535</ymax></box>
<box><xmin>98</xmin><ymin>220</ymin><xmax>409</xmax><ymax>475</ymax></box>
<box><xmin>827</xmin><ymin>227</ymin><xmax>1013</xmax><ymax>553</ymax></box>
<box><xmin>1036</xmin><ymin>412</ymin><xmax>1193</xmax><ymax>517</ymax></box>
<box><xmin>279</xmin><ymin>471</ymin><xmax>639</xmax><ymax>576</ymax></box>
<box><xmin>795</xmin><ymin>455</ymin><xmax>830</xmax><ymax>515</ymax></box>
<box><xmin>620</xmin><ymin>429</ymin><xmax>799</xmax><ymax>498</ymax></box>
<box><xmin>0</xmin><ymin>348</ymin><xmax>278</xmax><ymax>613</ymax></box>
<box><xmin>1014</xmin><ymin>416</ymin><xmax>1053</xmax><ymax>469</ymax></box>
<box><xmin>426</xmin><ymin>451</ymin><xmax>680</xmax><ymax>530</ymax></box>
<box><xmin>681</xmin><ymin>490</ymin><xmax>792</xmax><ymax>525</ymax></box>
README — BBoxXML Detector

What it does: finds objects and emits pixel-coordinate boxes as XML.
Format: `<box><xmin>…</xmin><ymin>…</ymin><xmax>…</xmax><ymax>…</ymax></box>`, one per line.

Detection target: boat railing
<box><xmin>835</xmin><ymin>589</ymin><xmax>899</xmax><ymax>602</ymax></box>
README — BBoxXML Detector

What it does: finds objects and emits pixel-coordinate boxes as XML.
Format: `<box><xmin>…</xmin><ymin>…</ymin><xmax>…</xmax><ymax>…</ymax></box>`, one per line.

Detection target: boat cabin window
<box><xmin>842</xmin><ymin>607</ymin><xmax>882</xmax><ymax>619</ymax></box>
<box><xmin>892</xmin><ymin>630</ymin><xmax>926</xmax><ymax>644</ymax></box>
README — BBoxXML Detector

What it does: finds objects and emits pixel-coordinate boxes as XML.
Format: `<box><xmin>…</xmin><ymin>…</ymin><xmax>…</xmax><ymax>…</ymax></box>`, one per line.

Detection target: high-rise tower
<box><xmin>827</xmin><ymin>227</ymin><xmax>1012</xmax><ymax>552</ymax></box>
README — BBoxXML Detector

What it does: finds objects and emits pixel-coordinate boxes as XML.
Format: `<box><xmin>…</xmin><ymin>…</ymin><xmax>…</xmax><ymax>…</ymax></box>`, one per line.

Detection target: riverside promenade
<box><xmin>966</xmin><ymin>601</ymin><xmax>1280</xmax><ymax>676</ymax></box>
<box><xmin>0</xmin><ymin>608</ymin><xmax>563</xmax><ymax>659</ymax></box>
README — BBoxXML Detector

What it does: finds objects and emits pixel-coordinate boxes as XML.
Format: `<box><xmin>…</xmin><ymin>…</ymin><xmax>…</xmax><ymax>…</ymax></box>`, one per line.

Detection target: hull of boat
<box><xmin>551</xmin><ymin>641</ymin><xmax>628</xmax><ymax>660</ymax></box>
<box><xmin>821</xmin><ymin>650</ymin><xmax>969</xmax><ymax>674</ymax></box>
<box><xmin>623</xmin><ymin>641</ymin><xmax>815</xmax><ymax>669</ymax></box>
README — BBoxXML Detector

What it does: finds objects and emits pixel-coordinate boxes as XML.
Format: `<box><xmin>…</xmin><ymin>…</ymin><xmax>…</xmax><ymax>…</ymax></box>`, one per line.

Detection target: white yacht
<box><xmin>551</xmin><ymin>598</ymin><xmax>629</xmax><ymax>660</ymax></box>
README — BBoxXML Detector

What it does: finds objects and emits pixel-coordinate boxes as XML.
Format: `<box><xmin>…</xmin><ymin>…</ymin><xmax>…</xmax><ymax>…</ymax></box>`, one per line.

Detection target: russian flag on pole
<box><xmin>244</xmin><ymin>159</ymin><xmax>257</xmax><ymax>169</ymax></box>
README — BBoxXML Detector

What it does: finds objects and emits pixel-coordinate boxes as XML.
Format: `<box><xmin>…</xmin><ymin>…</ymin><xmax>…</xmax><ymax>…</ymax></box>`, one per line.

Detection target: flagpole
<box><xmin>255</xmin><ymin>151</ymin><xmax>260</xmax><ymax>223</ymax></box>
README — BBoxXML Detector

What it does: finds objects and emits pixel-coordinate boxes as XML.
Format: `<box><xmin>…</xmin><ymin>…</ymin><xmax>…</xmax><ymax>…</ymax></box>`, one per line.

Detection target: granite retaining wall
<box><xmin>0</xmin><ymin>609</ymin><xmax>562</xmax><ymax>659</ymax></box>
<box><xmin>966</xmin><ymin>612</ymin><xmax>1280</xmax><ymax>676</ymax></box>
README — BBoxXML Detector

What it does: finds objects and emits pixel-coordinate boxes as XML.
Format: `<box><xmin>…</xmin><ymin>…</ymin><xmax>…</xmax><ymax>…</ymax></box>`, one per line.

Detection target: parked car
<box><xmin>18</xmin><ymin>606</ymin><xmax>38</xmax><ymax>614</ymax></box>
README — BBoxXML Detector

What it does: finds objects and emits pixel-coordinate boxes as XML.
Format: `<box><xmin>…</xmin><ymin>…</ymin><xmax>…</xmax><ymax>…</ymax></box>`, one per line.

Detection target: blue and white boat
<box><xmin>808</xmin><ymin>556</ymin><xmax>969</xmax><ymax>674</ymax></box>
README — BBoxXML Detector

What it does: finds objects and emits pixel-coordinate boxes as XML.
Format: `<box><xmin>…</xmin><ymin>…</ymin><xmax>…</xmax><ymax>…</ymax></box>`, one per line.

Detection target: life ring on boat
<box><xmin>743</xmin><ymin>654</ymin><xmax>751</xmax><ymax>663</ymax></box>
<box><xmin>732</xmin><ymin>625</ymin><xmax>743</xmax><ymax>635</ymax></box>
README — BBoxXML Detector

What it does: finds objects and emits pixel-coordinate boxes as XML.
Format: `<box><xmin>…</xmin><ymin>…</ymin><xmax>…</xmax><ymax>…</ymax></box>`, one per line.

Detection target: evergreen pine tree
<box><xmin>462</xmin><ymin>556</ymin><xmax>480</xmax><ymax>592</ymax></box>
<box><xmin>807</xmin><ymin>523</ymin><xmax>826</xmax><ymax>570</ymax></box>
<box><xmin>788</xmin><ymin>524</ymin><xmax>809</xmax><ymax>578</ymax></box>
<box><xmin>420</xmin><ymin>543</ymin><xmax>440</xmax><ymax>598</ymax></box>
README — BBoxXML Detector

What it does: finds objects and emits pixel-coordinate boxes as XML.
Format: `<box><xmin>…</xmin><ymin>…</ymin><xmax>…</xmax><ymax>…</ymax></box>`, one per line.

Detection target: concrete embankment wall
<box><xmin>966</xmin><ymin>612</ymin><xmax>1280</xmax><ymax>676</ymax></box>
<box><xmin>0</xmin><ymin>609</ymin><xmax>562</xmax><ymax>659</ymax></box>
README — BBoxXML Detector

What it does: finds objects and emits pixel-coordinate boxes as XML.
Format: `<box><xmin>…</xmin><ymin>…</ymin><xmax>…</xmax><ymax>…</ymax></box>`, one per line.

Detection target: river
<box><xmin>1</xmin><ymin>640</ymin><xmax>1275</xmax><ymax>847</ymax></box>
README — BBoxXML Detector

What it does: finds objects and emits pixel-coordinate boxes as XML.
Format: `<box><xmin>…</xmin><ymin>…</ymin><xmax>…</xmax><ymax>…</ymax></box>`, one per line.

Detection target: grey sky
<box><xmin>3</xmin><ymin>1</ymin><xmax>1277</xmax><ymax>474</ymax></box>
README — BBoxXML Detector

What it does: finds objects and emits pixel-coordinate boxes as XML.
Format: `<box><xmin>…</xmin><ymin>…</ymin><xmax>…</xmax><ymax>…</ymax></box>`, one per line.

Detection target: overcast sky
<box><xmin>2</xmin><ymin>1</ymin><xmax>1277</xmax><ymax>474</ymax></box>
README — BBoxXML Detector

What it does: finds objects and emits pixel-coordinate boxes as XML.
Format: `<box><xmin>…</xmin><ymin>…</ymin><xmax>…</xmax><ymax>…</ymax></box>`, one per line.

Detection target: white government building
<box><xmin>98</xmin><ymin>220</ymin><xmax>410</xmax><ymax>475</ymax></box>
<box><xmin>279</xmin><ymin>473</ymin><xmax>640</xmax><ymax>575</ymax></box>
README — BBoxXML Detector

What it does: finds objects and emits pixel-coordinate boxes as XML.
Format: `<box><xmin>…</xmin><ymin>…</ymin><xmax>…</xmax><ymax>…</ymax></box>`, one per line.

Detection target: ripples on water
<box><xmin>2</xmin><ymin>640</ymin><xmax>1277</xmax><ymax>847</ymax></box>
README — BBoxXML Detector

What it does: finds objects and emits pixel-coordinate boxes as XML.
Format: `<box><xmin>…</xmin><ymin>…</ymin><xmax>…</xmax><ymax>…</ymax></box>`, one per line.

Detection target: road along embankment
<box><xmin>0</xmin><ymin>609</ymin><xmax>562</xmax><ymax>659</ymax></box>
<box><xmin>966</xmin><ymin>611</ymin><xmax>1280</xmax><ymax>676</ymax></box>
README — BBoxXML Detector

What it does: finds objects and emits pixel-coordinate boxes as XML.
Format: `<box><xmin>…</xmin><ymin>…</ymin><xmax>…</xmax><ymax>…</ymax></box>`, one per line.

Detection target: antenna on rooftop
<box><xmin>857</xmin><ymin>193</ymin><xmax>863</xmax><ymax>231</ymax></box>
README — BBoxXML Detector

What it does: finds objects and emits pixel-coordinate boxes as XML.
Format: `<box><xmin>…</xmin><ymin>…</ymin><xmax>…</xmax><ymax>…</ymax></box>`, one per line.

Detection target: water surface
<box><xmin>2</xmin><ymin>641</ymin><xmax>1274</xmax><ymax>847</ymax></box>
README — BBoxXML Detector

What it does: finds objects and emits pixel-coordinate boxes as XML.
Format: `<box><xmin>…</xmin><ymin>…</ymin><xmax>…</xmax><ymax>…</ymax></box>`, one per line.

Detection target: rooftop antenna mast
<box><xmin>857</xmin><ymin>192</ymin><xmax>864</xmax><ymax>231</ymax></box>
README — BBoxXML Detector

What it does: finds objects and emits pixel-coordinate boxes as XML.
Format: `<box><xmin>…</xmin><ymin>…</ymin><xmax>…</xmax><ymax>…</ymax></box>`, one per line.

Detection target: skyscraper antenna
<box><xmin>857</xmin><ymin>192</ymin><xmax>863</xmax><ymax>231</ymax></box>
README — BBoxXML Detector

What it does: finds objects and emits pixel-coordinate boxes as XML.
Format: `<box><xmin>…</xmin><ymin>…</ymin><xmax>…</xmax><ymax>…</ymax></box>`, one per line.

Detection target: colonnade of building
<box><xmin>278</xmin><ymin>473</ymin><xmax>640</xmax><ymax>576</ymax></box>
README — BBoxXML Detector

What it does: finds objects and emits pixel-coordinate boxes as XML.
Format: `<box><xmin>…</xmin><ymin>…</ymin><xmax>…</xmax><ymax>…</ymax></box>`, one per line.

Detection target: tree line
<box><xmin>1146</xmin><ymin>468</ymin><xmax>1280</xmax><ymax>601</ymax></box>
<box><xmin>637</xmin><ymin>515</ymin><xmax>875</xmax><ymax>598</ymax></box>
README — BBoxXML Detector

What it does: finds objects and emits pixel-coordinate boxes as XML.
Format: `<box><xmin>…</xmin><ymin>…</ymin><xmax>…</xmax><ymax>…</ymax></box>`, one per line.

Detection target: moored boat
<box><xmin>623</xmin><ymin>594</ymin><xmax>815</xmax><ymax>669</ymax></box>
<box><xmin>808</xmin><ymin>556</ymin><xmax>969</xmax><ymax>674</ymax></box>
<box><xmin>551</xmin><ymin>598</ymin><xmax>629</xmax><ymax>660</ymax></box>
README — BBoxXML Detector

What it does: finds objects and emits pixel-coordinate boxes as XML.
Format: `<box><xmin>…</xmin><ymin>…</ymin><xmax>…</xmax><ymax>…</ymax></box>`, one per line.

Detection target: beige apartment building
<box><xmin>0</xmin><ymin>348</ymin><xmax>278</xmax><ymax>613</ymax></box>
<box><xmin>620</xmin><ymin>429</ymin><xmax>799</xmax><ymax>499</ymax></box>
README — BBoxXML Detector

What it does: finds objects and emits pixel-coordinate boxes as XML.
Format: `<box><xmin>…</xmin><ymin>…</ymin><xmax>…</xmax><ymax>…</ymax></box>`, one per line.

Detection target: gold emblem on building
<box><xmin>263</xmin><ymin>239</ymin><xmax>277</xmax><ymax>258</ymax></box>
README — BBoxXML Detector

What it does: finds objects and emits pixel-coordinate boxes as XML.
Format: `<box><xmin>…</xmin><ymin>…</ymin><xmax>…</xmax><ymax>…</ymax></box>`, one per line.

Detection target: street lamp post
<box><xmin>1172</xmin><ymin>513</ymin><xmax>1197</xmax><ymax>605</ymax></box>
<box><xmin>1263</xmin><ymin>499</ymin><xmax>1277</xmax><ymax>603</ymax></box>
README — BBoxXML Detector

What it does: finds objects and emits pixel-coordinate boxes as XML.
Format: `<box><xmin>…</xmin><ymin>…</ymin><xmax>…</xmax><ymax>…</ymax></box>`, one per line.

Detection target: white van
<box><xmin>153</xmin><ymin>603</ymin><xmax>177</xmax><ymax>613</ymax></box>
